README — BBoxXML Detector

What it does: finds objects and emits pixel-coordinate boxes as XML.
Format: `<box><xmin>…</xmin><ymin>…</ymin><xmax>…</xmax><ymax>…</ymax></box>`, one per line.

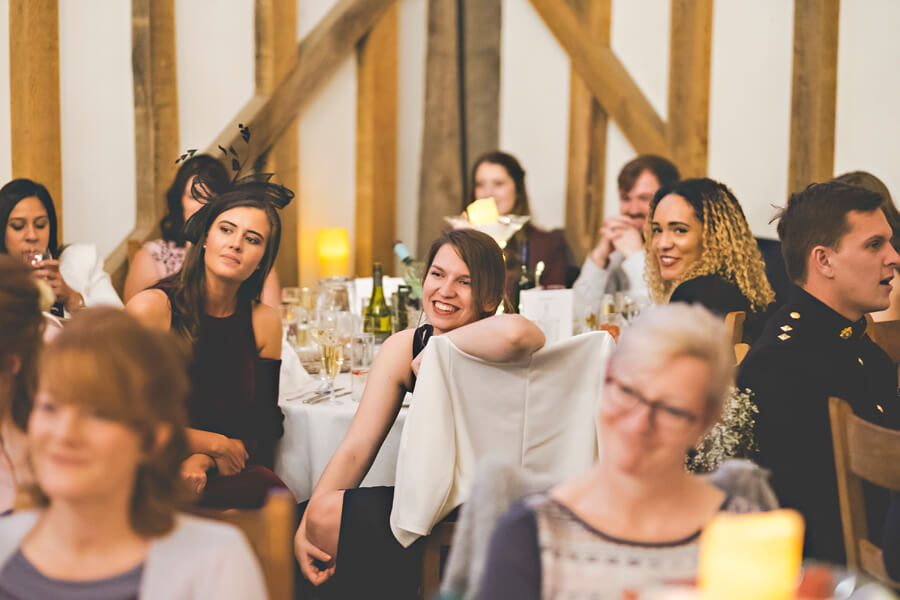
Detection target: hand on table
<box><xmin>211</xmin><ymin>435</ymin><xmax>248</xmax><ymax>476</ymax></box>
<box><xmin>181</xmin><ymin>453</ymin><xmax>214</xmax><ymax>496</ymax></box>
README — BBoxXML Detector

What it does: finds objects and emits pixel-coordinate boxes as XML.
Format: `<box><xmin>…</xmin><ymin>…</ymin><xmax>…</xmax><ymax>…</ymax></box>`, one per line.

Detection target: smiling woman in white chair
<box><xmin>0</xmin><ymin>308</ymin><xmax>267</xmax><ymax>599</ymax></box>
<box><xmin>481</xmin><ymin>304</ymin><xmax>759</xmax><ymax>600</ymax></box>
<box><xmin>294</xmin><ymin>228</ymin><xmax>545</xmax><ymax>599</ymax></box>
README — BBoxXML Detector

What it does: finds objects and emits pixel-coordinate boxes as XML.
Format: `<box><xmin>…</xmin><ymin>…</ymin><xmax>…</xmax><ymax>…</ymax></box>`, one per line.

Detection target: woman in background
<box><xmin>295</xmin><ymin>229</ymin><xmax>545</xmax><ymax>599</ymax></box>
<box><xmin>645</xmin><ymin>178</ymin><xmax>774</xmax><ymax>341</ymax></box>
<box><xmin>481</xmin><ymin>304</ymin><xmax>758</xmax><ymax>599</ymax></box>
<box><xmin>0</xmin><ymin>257</ymin><xmax>44</xmax><ymax>515</ymax></box>
<box><xmin>0</xmin><ymin>308</ymin><xmax>267</xmax><ymax>598</ymax></box>
<box><xmin>1</xmin><ymin>178</ymin><xmax>122</xmax><ymax>315</ymax></box>
<box><xmin>127</xmin><ymin>177</ymin><xmax>289</xmax><ymax>509</ymax></box>
<box><xmin>469</xmin><ymin>151</ymin><xmax>574</xmax><ymax>301</ymax></box>
<box><xmin>123</xmin><ymin>154</ymin><xmax>281</xmax><ymax>306</ymax></box>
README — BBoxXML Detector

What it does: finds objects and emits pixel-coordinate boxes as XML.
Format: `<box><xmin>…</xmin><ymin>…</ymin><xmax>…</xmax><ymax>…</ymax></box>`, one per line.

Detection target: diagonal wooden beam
<box><xmin>564</xmin><ymin>0</ymin><xmax>611</xmax><ymax>265</ymax></box>
<box><xmin>667</xmin><ymin>0</ymin><xmax>713</xmax><ymax>178</ymax></box>
<box><xmin>355</xmin><ymin>3</ymin><xmax>398</xmax><ymax>276</ymax></box>
<box><xmin>787</xmin><ymin>0</ymin><xmax>840</xmax><ymax>195</ymax></box>
<box><xmin>529</xmin><ymin>0</ymin><xmax>670</xmax><ymax>159</ymax></box>
<box><xmin>208</xmin><ymin>0</ymin><xmax>396</xmax><ymax>168</ymax></box>
<box><xmin>9</xmin><ymin>0</ymin><xmax>63</xmax><ymax>236</ymax></box>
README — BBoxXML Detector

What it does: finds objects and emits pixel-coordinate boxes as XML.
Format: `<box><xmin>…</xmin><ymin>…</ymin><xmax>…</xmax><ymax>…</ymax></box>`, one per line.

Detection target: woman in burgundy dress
<box><xmin>468</xmin><ymin>151</ymin><xmax>575</xmax><ymax>300</ymax></box>
<box><xmin>127</xmin><ymin>177</ymin><xmax>292</xmax><ymax>509</ymax></box>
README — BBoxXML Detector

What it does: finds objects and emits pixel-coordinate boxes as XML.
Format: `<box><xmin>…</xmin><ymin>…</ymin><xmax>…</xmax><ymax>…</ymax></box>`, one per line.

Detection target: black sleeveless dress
<box><xmin>297</xmin><ymin>324</ymin><xmax>436</xmax><ymax>600</ymax></box>
<box><xmin>155</xmin><ymin>283</ymin><xmax>286</xmax><ymax>508</ymax></box>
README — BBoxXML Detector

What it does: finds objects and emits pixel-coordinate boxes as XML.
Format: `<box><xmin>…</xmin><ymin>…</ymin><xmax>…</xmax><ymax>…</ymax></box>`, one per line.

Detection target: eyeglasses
<box><xmin>604</xmin><ymin>375</ymin><xmax>699</xmax><ymax>432</ymax></box>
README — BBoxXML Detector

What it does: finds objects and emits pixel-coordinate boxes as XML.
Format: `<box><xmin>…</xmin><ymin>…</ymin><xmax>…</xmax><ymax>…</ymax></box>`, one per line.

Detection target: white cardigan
<box><xmin>58</xmin><ymin>242</ymin><xmax>123</xmax><ymax>308</ymax></box>
<box><xmin>0</xmin><ymin>511</ymin><xmax>268</xmax><ymax>599</ymax></box>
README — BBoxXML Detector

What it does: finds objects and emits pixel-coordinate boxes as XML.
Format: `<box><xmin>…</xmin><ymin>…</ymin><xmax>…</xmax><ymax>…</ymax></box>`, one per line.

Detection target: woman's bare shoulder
<box><xmin>125</xmin><ymin>288</ymin><xmax>172</xmax><ymax>331</ymax></box>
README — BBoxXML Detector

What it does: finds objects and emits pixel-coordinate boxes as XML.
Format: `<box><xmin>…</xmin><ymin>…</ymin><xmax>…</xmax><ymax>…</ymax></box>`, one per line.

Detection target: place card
<box><xmin>519</xmin><ymin>288</ymin><xmax>574</xmax><ymax>344</ymax></box>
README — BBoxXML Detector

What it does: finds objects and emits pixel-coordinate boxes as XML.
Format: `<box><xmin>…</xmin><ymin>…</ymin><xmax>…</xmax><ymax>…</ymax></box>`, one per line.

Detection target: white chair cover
<box><xmin>390</xmin><ymin>330</ymin><xmax>615</xmax><ymax>546</ymax></box>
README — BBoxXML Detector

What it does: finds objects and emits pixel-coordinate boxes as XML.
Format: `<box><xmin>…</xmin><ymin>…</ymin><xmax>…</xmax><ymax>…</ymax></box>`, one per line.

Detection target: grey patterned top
<box><xmin>0</xmin><ymin>549</ymin><xmax>143</xmax><ymax>600</ymax></box>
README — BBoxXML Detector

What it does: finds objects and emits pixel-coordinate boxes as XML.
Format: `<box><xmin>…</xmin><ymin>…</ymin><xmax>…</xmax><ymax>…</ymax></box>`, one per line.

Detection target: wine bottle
<box><xmin>393</xmin><ymin>284</ymin><xmax>411</xmax><ymax>332</ymax></box>
<box><xmin>365</xmin><ymin>262</ymin><xmax>393</xmax><ymax>343</ymax></box>
<box><xmin>393</xmin><ymin>241</ymin><xmax>424</xmax><ymax>300</ymax></box>
<box><xmin>514</xmin><ymin>239</ymin><xmax>535</xmax><ymax>313</ymax></box>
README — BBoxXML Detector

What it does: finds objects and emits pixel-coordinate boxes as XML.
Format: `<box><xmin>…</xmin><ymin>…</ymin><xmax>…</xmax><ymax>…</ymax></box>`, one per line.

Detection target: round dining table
<box><xmin>274</xmin><ymin>372</ymin><xmax>409</xmax><ymax>502</ymax></box>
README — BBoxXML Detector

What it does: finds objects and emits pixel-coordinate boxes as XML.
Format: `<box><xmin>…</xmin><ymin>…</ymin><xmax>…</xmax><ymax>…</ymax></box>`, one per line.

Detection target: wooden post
<box><xmin>787</xmin><ymin>0</ymin><xmax>840</xmax><ymax>194</ymax></box>
<box><xmin>106</xmin><ymin>0</ymin><xmax>179</xmax><ymax>292</ymax></box>
<box><xmin>528</xmin><ymin>0</ymin><xmax>670</xmax><ymax>158</ymax></box>
<box><xmin>9</xmin><ymin>0</ymin><xmax>63</xmax><ymax>235</ymax></box>
<box><xmin>564</xmin><ymin>0</ymin><xmax>611</xmax><ymax>265</ymax></box>
<box><xmin>355</xmin><ymin>3</ymin><xmax>398</xmax><ymax>275</ymax></box>
<box><xmin>416</xmin><ymin>0</ymin><xmax>464</xmax><ymax>257</ymax></box>
<box><xmin>461</xmin><ymin>0</ymin><xmax>502</xmax><ymax>193</ymax></box>
<box><xmin>256</xmin><ymin>0</ymin><xmax>300</xmax><ymax>286</ymax></box>
<box><xmin>667</xmin><ymin>0</ymin><xmax>713</xmax><ymax>178</ymax></box>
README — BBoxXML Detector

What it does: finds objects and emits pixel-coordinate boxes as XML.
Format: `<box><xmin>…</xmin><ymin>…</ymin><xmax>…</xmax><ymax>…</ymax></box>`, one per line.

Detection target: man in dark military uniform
<box><xmin>738</xmin><ymin>181</ymin><xmax>900</xmax><ymax>564</ymax></box>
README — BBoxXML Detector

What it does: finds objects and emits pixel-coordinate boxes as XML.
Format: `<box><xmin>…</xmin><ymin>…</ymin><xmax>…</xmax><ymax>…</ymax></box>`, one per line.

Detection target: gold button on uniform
<box><xmin>840</xmin><ymin>327</ymin><xmax>853</xmax><ymax>339</ymax></box>
<box><xmin>878</xmin><ymin>405</ymin><xmax>885</xmax><ymax>413</ymax></box>
<box><xmin>780</xmin><ymin>325</ymin><xmax>793</xmax><ymax>332</ymax></box>
<box><xmin>858</xmin><ymin>357</ymin><xmax>865</xmax><ymax>366</ymax></box>
<box><xmin>790</xmin><ymin>312</ymin><xmax>801</xmax><ymax>319</ymax></box>
<box><xmin>778</xmin><ymin>333</ymin><xmax>791</xmax><ymax>341</ymax></box>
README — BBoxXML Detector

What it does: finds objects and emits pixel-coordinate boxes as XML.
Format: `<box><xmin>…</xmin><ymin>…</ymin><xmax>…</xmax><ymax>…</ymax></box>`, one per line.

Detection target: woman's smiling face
<box><xmin>422</xmin><ymin>243</ymin><xmax>481</xmax><ymax>334</ymax></box>
<box><xmin>651</xmin><ymin>194</ymin><xmax>703</xmax><ymax>282</ymax></box>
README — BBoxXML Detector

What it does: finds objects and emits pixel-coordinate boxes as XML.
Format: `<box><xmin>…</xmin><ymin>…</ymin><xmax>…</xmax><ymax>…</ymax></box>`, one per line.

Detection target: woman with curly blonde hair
<box><xmin>645</xmin><ymin>178</ymin><xmax>774</xmax><ymax>341</ymax></box>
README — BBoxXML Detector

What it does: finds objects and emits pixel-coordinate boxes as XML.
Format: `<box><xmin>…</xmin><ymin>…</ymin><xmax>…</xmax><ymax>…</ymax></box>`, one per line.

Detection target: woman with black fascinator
<box><xmin>127</xmin><ymin>176</ymin><xmax>293</xmax><ymax>509</ymax></box>
<box><xmin>123</xmin><ymin>154</ymin><xmax>282</xmax><ymax>306</ymax></box>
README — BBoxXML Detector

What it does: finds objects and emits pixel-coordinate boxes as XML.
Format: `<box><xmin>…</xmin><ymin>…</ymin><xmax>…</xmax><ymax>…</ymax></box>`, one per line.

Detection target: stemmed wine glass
<box><xmin>309</xmin><ymin>310</ymin><xmax>354</xmax><ymax>405</ymax></box>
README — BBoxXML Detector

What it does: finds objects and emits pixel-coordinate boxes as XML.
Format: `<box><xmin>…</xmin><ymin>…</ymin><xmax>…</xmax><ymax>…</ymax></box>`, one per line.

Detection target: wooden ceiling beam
<box><xmin>529</xmin><ymin>0</ymin><xmax>670</xmax><ymax>159</ymax></box>
<box><xmin>208</xmin><ymin>0</ymin><xmax>396</xmax><ymax>168</ymax></box>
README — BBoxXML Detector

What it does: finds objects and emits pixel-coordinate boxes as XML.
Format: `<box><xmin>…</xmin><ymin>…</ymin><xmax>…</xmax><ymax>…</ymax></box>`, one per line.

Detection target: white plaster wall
<box><xmin>499</xmin><ymin>0</ymin><xmax>570</xmax><ymax>231</ymax></box>
<box><xmin>297</xmin><ymin>0</ymin><xmax>357</xmax><ymax>288</ymax></box>
<box><xmin>395</xmin><ymin>0</ymin><xmax>426</xmax><ymax>265</ymax></box>
<box><xmin>834</xmin><ymin>0</ymin><xmax>900</xmax><ymax>208</ymax></box>
<box><xmin>176</xmin><ymin>0</ymin><xmax>254</xmax><ymax>152</ymax></box>
<box><xmin>0</xmin><ymin>0</ymin><xmax>10</xmax><ymax>186</ymax></box>
<box><xmin>58</xmin><ymin>0</ymin><xmax>135</xmax><ymax>255</ymax></box>
<box><xmin>707</xmin><ymin>0</ymin><xmax>793</xmax><ymax>239</ymax></box>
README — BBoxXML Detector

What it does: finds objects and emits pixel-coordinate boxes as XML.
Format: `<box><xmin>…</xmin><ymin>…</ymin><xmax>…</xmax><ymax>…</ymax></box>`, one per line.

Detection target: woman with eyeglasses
<box><xmin>480</xmin><ymin>304</ymin><xmax>759</xmax><ymax>600</ymax></box>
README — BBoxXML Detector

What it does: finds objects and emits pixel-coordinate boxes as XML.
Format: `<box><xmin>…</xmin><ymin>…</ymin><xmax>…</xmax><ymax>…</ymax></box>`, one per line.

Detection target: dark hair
<box><xmin>164</xmin><ymin>176</ymin><xmax>293</xmax><ymax>340</ymax></box>
<box><xmin>618</xmin><ymin>155</ymin><xmax>680</xmax><ymax>198</ymax></box>
<box><xmin>0</xmin><ymin>256</ymin><xmax>44</xmax><ymax>431</ymax></box>
<box><xmin>467</xmin><ymin>151</ymin><xmax>530</xmax><ymax>216</ymax></box>
<box><xmin>832</xmin><ymin>171</ymin><xmax>900</xmax><ymax>251</ymax></box>
<box><xmin>0</xmin><ymin>178</ymin><xmax>60</xmax><ymax>258</ymax></box>
<box><xmin>160</xmin><ymin>155</ymin><xmax>231</xmax><ymax>246</ymax></box>
<box><xmin>28</xmin><ymin>308</ymin><xmax>191</xmax><ymax>537</ymax></box>
<box><xmin>777</xmin><ymin>181</ymin><xmax>884</xmax><ymax>284</ymax></box>
<box><xmin>424</xmin><ymin>229</ymin><xmax>508</xmax><ymax>318</ymax></box>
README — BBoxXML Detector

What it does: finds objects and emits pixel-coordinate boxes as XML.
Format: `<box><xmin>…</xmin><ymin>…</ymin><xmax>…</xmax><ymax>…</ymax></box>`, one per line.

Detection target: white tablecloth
<box><xmin>274</xmin><ymin>373</ymin><xmax>409</xmax><ymax>502</ymax></box>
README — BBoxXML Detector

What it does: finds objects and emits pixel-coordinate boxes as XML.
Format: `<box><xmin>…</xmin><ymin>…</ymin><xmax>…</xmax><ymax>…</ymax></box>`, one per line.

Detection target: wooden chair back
<box><xmin>866</xmin><ymin>315</ymin><xmax>900</xmax><ymax>363</ymax></box>
<box><xmin>421</xmin><ymin>519</ymin><xmax>456</xmax><ymax>599</ymax></box>
<box><xmin>725</xmin><ymin>311</ymin><xmax>746</xmax><ymax>346</ymax></box>
<box><xmin>734</xmin><ymin>342</ymin><xmax>750</xmax><ymax>364</ymax></box>
<box><xmin>828</xmin><ymin>396</ymin><xmax>900</xmax><ymax>588</ymax></box>
<box><xmin>189</xmin><ymin>489</ymin><xmax>296</xmax><ymax>600</ymax></box>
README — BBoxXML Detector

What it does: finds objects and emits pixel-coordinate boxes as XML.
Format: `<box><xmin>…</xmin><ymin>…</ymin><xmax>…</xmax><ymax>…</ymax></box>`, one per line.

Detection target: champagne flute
<box><xmin>310</xmin><ymin>311</ymin><xmax>348</xmax><ymax>405</ymax></box>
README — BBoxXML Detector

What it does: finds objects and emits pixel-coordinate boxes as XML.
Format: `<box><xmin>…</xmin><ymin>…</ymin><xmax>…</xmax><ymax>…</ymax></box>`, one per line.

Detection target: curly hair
<box><xmin>644</xmin><ymin>178</ymin><xmax>775</xmax><ymax>311</ymax></box>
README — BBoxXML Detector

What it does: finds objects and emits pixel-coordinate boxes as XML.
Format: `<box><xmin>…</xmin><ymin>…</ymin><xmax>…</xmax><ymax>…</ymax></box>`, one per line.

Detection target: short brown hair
<box><xmin>0</xmin><ymin>256</ymin><xmax>44</xmax><ymax>431</ymax></box>
<box><xmin>29</xmin><ymin>308</ymin><xmax>191</xmax><ymax>537</ymax></box>
<box><xmin>832</xmin><ymin>171</ymin><xmax>900</xmax><ymax>250</ymax></box>
<box><xmin>777</xmin><ymin>181</ymin><xmax>884</xmax><ymax>284</ymax></box>
<box><xmin>425</xmin><ymin>229</ymin><xmax>507</xmax><ymax>318</ymax></box>
<box><xmin>618</xmin><ymin>155</ymin><xmax>680</xmax><ymax>197</ymax></box>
